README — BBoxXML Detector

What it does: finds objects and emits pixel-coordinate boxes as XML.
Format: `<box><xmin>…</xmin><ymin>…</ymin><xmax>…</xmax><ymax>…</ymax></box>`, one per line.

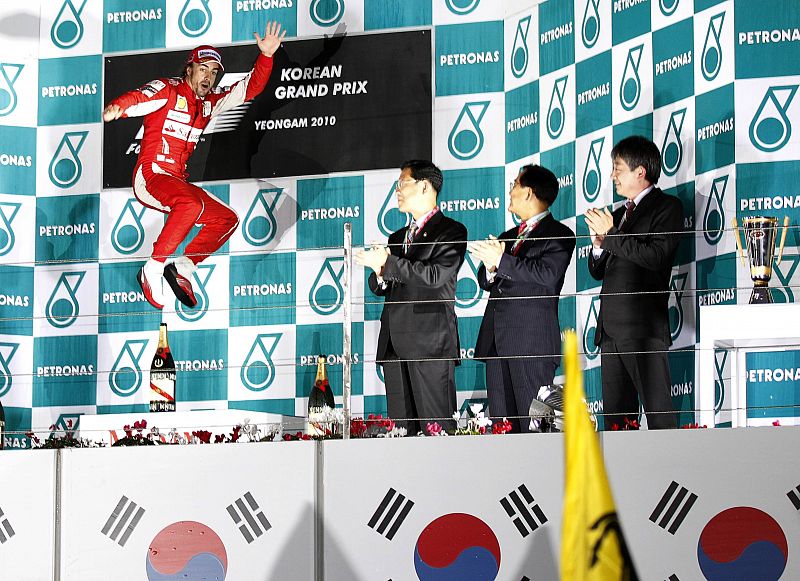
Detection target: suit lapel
<box><xmin>513</xmin><ymin>214</ymin><xmax>554</xmax><ymax>255</ymax></box>
<box><xmin>405</xmin><ymin>210</ymin><xmax>443</xmax><ymax>258</ymax></box>
<box><xmin>622</xmin><ymin>188</ymin><xmax>661</xmax><ymax>231</ymax></box>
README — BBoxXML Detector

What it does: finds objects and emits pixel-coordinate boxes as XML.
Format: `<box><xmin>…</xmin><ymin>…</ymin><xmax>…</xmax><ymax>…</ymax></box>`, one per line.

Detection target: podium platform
<box><xmin>79</xmin><ymin>409</ymin><xmax>305</xmax><ymax>445</ymax></box>
<box><xmin>697</xmin><ymin>303</ymin><xmax>800</xmax><ymax>427</ymax></box>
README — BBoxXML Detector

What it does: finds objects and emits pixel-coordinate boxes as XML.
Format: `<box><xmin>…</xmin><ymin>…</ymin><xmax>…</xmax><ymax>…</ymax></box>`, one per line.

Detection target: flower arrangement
<box><xmin>26</xmin><ymin>419</ymin><xmax>101</xmax><ymax>449</ymax></box>
<box><xmin>452</xmin><ymin>404</ymin><xmax>494</xmax><ymax>435</ymax></box>
<box><xmin>25</xmin><ymin>406</ymin><xmax>517</xmax><ymax>449</ymax></box>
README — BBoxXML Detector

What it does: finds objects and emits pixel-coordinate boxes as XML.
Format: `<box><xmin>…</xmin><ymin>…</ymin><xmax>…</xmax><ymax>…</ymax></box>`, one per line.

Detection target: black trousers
<box><xmin>484</xmin><ymin>342</ymin><xmax>558</xmax><ymax>433</ymax></box>
<box><xmin>381</xmin><ymin>344</ymin><xmax>456</xmax><ymax>435</ymax></box>
<box><xmin>600</xmin><ymin>336</ymin><xmax>677</xmax><ymax>430</ymax></box>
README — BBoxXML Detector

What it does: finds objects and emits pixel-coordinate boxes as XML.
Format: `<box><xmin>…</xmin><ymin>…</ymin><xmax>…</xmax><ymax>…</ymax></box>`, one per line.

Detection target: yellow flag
<box><xmin>560</xmin><ymin>330</ymin><xmax>638</xmax><ymax>580</ymax></box>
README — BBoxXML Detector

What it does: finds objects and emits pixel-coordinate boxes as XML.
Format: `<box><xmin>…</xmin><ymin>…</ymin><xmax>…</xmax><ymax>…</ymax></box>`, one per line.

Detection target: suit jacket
<box><xmin>588</xmin><ymin>187</ymin><xmax>683</xmax><ymax>345</ymax></box>
<box><xmin>368</xmin><ymin>211</ymin><xmax>468</xmax><ymax>361</ymax></box>
<box><xmin>474</xmin><ymin>213</ymin><xmax>576</xmax><ymax>361</ymax></box>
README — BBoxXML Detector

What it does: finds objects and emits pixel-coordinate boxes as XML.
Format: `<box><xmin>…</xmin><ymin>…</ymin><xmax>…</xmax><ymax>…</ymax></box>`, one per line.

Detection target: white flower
<box><xmin>470</xmin><ymin>403</ymin><xmax>484</xmax><ymax>415</ymax></box>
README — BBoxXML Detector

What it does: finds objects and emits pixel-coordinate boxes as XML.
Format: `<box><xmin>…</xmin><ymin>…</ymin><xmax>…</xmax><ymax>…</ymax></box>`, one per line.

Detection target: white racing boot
<box><xmin>164</xmin><ymin>256</ymin><xmax>198</xmax><ymax>308</ymax></box>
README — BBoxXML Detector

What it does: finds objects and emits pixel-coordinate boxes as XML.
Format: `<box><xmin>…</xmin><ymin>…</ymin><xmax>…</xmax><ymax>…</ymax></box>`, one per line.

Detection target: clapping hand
<box><xmin>468</xmin><ymin>235</ymin><xmax>504</xmax><ymax>272</ymax></box>
<box><xmin>355</xmin><ymin>242</ymin><xmax>390</xmax><ymax>275</ymax></box>
<box><xmin>583</xmin><ymin>207</ymin><xmax>613</xmax><ymax>247</ymax></box>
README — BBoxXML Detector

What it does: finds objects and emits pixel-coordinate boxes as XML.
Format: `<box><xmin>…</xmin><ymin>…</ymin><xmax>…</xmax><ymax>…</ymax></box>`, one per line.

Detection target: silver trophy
<box><xmin>733</xmin><ymin>216</ymin><xmax>789</xmax><ymax>304</ymax></box>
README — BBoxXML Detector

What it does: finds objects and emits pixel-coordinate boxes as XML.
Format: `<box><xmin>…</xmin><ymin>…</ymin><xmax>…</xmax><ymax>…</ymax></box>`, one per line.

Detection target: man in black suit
<box><xmin>470</xmin><ymin>165</ymin><xmax>575</xmax><ymax>433</ymax></box>
<box><xmin>356</xmin><ymin>160</ymin><xmax>467</xmax><ymax>434</ymax></box>
<box><xmin>584</xmin><ymin>135</ymin><xmax>683</xmax><ymax>430</ymax></box>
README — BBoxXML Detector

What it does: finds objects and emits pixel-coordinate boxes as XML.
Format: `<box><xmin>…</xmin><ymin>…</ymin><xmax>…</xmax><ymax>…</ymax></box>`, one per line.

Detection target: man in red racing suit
<box><xmin>103</xmin><ymin>21</ymin><xmax>285</xmax><ymax>310</ymax></box>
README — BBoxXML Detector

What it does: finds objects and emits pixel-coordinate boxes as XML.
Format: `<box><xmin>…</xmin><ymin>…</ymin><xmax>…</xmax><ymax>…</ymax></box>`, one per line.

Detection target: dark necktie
<box><xmin>404</xmin><ymin>222</ymin><xmax>417</xmax><ymax>253</ymax></box>
<box><xmin>620</xmin><ymin>200</ymin><xmax>635</xmax><ymax>230</ymax></box>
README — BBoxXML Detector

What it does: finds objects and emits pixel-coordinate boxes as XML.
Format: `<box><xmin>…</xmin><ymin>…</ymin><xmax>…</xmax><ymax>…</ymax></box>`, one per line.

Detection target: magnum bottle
<box><xmin>150</xmin><ymin>323</ymin><xmax>176</xmax><ymax>412</ymax></box>
<box><xmin>307</xmin><ymin>354</ymin><xmax>335</xmax><ymax>435</ymax></box>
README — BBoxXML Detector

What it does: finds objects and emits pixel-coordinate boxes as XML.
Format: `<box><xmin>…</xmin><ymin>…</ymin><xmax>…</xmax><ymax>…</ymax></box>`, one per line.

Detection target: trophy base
<box><xmin>749</xmin><ymin>286</ymin><xmax>773</xmax><ymax>304</ymax></box>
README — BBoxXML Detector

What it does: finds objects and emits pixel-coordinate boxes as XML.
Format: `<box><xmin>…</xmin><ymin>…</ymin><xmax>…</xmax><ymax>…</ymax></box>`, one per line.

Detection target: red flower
<box><xmin>492</xmin><ymin>419</ymin><xmax>513</xmax><ymax>434</ymax></box>
<box><xmin>426</xmin><ymin>422</ymin><xmax>443</xmax><ymax>436</ymax></box>
<box><xmin>192</xmin><ymin>430</ymin><xmax>212</xmax><ymax>444</ymax></box>
<box><xmin>773</xmin><ymin>420</ymin><xmax>781</xmax><ymax>427</ymax></box>
<box><xmin>350</xmin><ymin>418</ymin><xmax>367</xmax><ymax>437</ymax></box>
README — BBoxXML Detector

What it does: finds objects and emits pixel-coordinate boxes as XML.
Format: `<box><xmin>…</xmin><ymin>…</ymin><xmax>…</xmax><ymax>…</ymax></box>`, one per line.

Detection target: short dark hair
<box><xmin>611</xmin><ymin>135</ymin><xmax>661</xmax><ymax>184</ymax></box>
<box><xmin>401</xmin><ymin>159</ymin><xmax>443</xmax><ymax>194</ymax></box>
<box><xmin>518</xmin><ymin>164</ymin><xmax>559</xmax><ymax>207</ymax></box>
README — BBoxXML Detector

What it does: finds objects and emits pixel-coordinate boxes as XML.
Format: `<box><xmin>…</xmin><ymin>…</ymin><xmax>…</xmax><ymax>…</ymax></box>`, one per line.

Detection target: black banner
<box><xmin>103</xmin><ymin>30</ymin><xmax>432</xmax><ymax>188</ymax></box>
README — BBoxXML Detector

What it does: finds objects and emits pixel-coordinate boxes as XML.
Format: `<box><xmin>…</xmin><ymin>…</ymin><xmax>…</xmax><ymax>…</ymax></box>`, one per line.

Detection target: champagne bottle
<box><xmin>307</xmin><ymin>354</ymin><xmax>335</xmax><ymax>435</ymax></box>
<box><xmin>150</xmin><ymin>323</ymin><xmax>176</xmax><ymax>412</ymax></box>
<box><xmin>0</xmin><ymin>400</ymin><xmax>5</xmax><ymax>450</ymax></box>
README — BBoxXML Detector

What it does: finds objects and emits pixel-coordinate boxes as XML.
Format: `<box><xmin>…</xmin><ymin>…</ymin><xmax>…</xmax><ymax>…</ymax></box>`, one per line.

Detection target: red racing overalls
<box><xmin>109</xmin><ymin>53</ymin><xmax>274</xmax><ymax>263</ymax></box>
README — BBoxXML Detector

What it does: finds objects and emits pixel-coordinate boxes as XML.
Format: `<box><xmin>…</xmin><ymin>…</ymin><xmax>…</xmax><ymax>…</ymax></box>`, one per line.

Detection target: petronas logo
<box><xmin>582</xmin><ymin>137</ymin><xmax>604</xmax><ymax>203</ymax></box>
<box><xmin>243</xmin><ymin>189</ymin><xmax>281</xmax><ymax>247</ymax></box>
<box><xmin>619</xmin><ymin>45</ymin><xmax>643</xmax><ymax>111</ymax></box>
<box><xmin>310</xmin><ymin>0</ymin><xmax>345</xmax><ymax>27</ymax></box>
<box><xmin>445</xmin><ymin>0</ymin><xmax>481</xmax><ymax>15</ymax></box>
<box><xmin>310</xmin><ymin>257</ymin><xmax>345</xmax><ymax>315</ymax></box>
<box><xmin>48</xmin><ymin>131</ymin><xmax>87</xmax><ymax>189</ymax></box>
<box><xmin>546</xmin><ymin>76</ymin><xmax>568</xmax><ymax>139</ymax></box>
<box><xmin>455</xmin><ymin>253</ymin><xmax>483</xmax><ymax>309</ymax></box>
<box><xmin>0</xmin><ymin>63</ymin><xmax>24</xmax><ymax>117</ymax></box>
<box><xmin>511</xmin><ymin>16</ymin><xmax>531</xmax><ymax>79</ymax></box>
<box><xmin>45</xmin><ymin>271</ymin><xmax>85</xmax><ymax>328</ymax></box>
<box><xmin>661</xmin><ymin>109</ymin><xmax>686</xmax><ymax>177</ymax></box>
<box><xmin>749</xmin><ymin>85</ymin><xmax>798</xmax><ymax>152</ymax></box>
<box><xmin>241</xmin><ymin>333</ymin><xmax>281</xmax><ymax>391</ymax></box>
<box><xmin>772</xmin><ymin>255</ymin><xmax>800</xmax><ymax>303</ymax></box>
<box><xmin>176</xmin><ymin>264</ymin><xmax>214</xmax><ymax>322</ymax></box>
<box><xmin>111</xmin><ymin>199</ymin><xmax>147</xmax><ymax>255</ymax></box>
<box><xmin>701</xmin><ymin>12</ymin><xmax>725</xmax><ymax>81</ymax></box>
<box><xmin>714</xmin><ymin>348</ymin><xmax>727</xmax><ymax>415</ymax></box>
<box><xmin>659</xmin><ymin>0</ymin><xmax>680</xmax><ymax>16</ymax></box>
<box><xmin>378</xmin><ymin>182</ymin><xmax>410</xmax><ymax>237</ymax></box>
<box><xmin>702</xmin><ymin>175</ymin><xmax>728</xmax><ymax>246</ymax></box>
<box><xmin>448</xmin><ymin>101</ymin><xmax>490</xmax><ymax>161</ymax></box>
<box><xmin>581</xmin><ymin>0</ymin><xmax>601</xmax><ymax>48</ymax></box>
<box><xmin>0</xmin><ymin>201</ymin><xmax>21</xmax><ymax>256</ymax></box>
<box><xmin>668</xmin><ymin>272</ymin><xmax>687</xmax><ymax>341</ymax></box>
<box><xmin>109</xmin><ymin>340</ymin><xmax>148</xmax><ymax>397</ymax></box>
<box><xmin>51</xmin><ymin>0</ymin><xmax>86</xmax><ymax>49</ymax></box>
<box><xmin>583</xmin><ymin>296</ymin><xmax>601</xmax><ymax>361</ymax></box>
<box><xmin>51</xmin><ymin>413</ymin><xmax>81</xmax><ymax>436</ymax></box>
<box><xmin>179</xmin><ymin>0</ymin><xmax>212</xmax><ymax>38</ymax></box>
<box><xmin>0</xmin><ymin>342</ymin><xmax>19</xmax><ymax>397</ymax></box>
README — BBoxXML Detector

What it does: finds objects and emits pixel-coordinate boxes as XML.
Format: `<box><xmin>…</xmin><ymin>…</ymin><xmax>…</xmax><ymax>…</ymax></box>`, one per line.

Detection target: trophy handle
<box><xmin>776</xmin><ymin>216</ymin><xmax>790</xmax><ymax>265</ymax></box>
<box><xmin>732</xmin><ymin>217</ymin><xmax>746</xmax><ymax>265</ymax></box>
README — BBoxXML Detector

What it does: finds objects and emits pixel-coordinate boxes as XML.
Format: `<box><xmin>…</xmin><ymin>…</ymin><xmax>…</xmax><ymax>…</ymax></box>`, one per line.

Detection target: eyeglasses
<box><xmin>395</xmin><ymin>178</ymin><xmax>420</xmax><ymax>191</ymax></box>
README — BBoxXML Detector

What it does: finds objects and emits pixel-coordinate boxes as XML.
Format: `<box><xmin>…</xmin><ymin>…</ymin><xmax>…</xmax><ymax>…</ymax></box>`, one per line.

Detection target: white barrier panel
<box><xmin>322</xmin><ymin>435</ymin><xmax>564</xmax><ymax>580</ymax></box>
<box><xmin>0</xmin><ymin>450</ymin><xmax>56</xmax><ymax>581</ymax></box>
<box><xmin>58</xmin><ymin>443</ymin><xmax>316</xmax><ymax>581</ymax></box>
<box><xmin>605</xmin><ymin>427</ymin><xmax>800</xmax><ymax>580</ymax></box>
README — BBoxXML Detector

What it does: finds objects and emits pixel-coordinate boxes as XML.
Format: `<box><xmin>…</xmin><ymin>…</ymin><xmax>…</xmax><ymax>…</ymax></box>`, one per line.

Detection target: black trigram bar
<box><xmin>500</xmin><ymin>484</ymin><xmax>548</xmax><ymax>538</ymax></box>
<box><xmin>367</xmin><ymin>488</ymin><xmax>414</xmax><ymax>541</ymax></box>
<box><xmin>668</xmin><ymin>575</ymin><xmax>680</xmax><ymax>581</ymax></box>
<box><xmin>101</xmin><ymin>495</ymin><xmax>145</xmax><ymax>547</ymax></box>
<box><xmin>787</xmin><ymin>484</ymin><xmax>800</xmax><ymax>510</ymax></box>
<box><xmin>521</xmin><ymin>577</ymin><xmax>531</xmax><ymax>581</ymax></box>
<box><xmin>0</xmin><ymin>507</ymin><xmax>16</xmax><ymax>544</ymax></box>
<box><xmin>227</xmin><ymin>491</ymin><xmax>272</xmax><ymax>544</ymax></box>
<box><xmin>649</xmin><ymin>481</ymin><xmax>698</xmax><ymax>534</ymax></box>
